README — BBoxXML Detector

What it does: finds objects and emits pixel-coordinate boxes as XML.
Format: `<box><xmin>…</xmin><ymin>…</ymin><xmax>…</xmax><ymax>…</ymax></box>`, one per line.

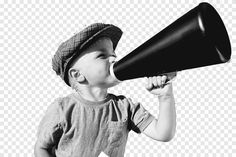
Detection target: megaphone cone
<box><xmin>110</xmin><ymin>2</ymin><xmax>231</xmax><ymax>81</ymax></box>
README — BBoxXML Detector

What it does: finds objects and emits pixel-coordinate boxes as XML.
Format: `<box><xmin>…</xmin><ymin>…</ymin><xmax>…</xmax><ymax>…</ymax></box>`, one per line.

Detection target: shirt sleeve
<box><xmin>128</xmin><ymin>98</ymin><xmax>155</xmax><ymax>134</ymax></box>
<box><xmin>36</xmin><ymin>98</ymin><xmax>64</xmax><ymax>149</ymax></box>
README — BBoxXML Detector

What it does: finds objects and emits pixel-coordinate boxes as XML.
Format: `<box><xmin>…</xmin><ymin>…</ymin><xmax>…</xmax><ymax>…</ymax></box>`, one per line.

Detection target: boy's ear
<box><xmin>68</xmin><ymin>68</ymin><xmax>85</xmax><ymax>83</ymax></box>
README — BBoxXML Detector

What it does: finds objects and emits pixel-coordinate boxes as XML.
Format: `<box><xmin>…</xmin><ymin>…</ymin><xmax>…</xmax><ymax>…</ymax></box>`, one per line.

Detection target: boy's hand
<box><xmin>145</xmin><ymin>72</ymin><xmax>177</xmax><ymax>96</ymax></box>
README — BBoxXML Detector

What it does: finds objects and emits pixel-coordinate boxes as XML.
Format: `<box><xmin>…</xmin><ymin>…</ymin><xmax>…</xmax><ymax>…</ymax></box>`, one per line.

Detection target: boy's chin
<box><xmin>99</xmin><ymin>81</ymin><xmax>121</xmax><ymax>89</ymax></box>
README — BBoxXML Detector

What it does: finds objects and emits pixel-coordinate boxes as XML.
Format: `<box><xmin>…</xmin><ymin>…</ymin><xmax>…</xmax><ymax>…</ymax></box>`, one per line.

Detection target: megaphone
<box><xmin>110</xmin><ymin>2</ymin><xmax>231</xmax><ymax>81</ymax></box>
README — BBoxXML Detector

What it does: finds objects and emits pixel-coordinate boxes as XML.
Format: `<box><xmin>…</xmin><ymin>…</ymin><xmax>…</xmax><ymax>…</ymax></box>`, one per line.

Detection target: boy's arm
<box><xmin>34</xmin><ymin>98</ymin><xmax>63</xmax><ymax>157</ymax></box>
<box><xmin>34</xmin><ymin>140</ymin><xmax>55</xmax><ymax>157</ymax></box>
<box><xmin>143</xmin><ymin>93</ymin><xmax>176</xmax><ymax>142</ymax></box>
<box><xmin>143</xmin><ymin>73</ymin><xmax>176</xmax><ymax>142</ymax></box>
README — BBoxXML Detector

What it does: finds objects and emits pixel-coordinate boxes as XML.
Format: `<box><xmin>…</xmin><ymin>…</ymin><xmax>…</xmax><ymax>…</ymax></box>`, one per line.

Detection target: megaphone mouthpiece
<box><xmin>109</xmin><ymin>62</ymin><xmax>121</xmax><ymax>82</ymax></box>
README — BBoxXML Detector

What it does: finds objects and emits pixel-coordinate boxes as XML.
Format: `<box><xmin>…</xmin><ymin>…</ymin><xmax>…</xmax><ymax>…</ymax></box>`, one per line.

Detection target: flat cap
<box><xmin>52</xmin><ymin>23</ymin><xmax>123</xmax><ymax>86</ymax></box>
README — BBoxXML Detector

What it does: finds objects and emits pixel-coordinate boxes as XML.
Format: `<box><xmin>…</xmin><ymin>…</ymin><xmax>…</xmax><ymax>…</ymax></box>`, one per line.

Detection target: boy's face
<box><xmin>71</xmin><ymin>37</ymin><xmax>120</xmax><ymax>88</ymax></box>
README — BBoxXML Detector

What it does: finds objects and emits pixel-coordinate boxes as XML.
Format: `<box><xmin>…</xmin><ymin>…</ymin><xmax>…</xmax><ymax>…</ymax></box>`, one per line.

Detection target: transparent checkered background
<box><xmin>1</xmin><ymin>0</ymin><xmax>235</xmax><ymax>156</ymax></box>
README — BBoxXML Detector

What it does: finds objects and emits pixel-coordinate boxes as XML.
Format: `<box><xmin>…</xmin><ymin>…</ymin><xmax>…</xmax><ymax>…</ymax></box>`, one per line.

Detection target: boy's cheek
<box><xmin>88</xmin><ymin>71</ymin><xmax>108</xmax><ymax>84</ymax></box>
<box><xmin>84</xmin><ymin>62</ymin><xmax>114</xmax><ymax>85</ymax></box>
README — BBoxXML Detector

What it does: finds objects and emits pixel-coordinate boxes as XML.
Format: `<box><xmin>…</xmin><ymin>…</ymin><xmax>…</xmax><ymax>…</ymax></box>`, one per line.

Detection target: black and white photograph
<box><xmin>1</xmin><ymin>0</ymin><xmax>235</xmax><ymax>157</ymax></box>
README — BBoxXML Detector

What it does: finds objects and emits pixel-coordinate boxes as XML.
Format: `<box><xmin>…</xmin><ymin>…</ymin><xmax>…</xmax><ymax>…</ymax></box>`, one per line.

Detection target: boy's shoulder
<box><xmin>111</xmin><ymin>93</ymin><xmax>136</xmax><ymax>103</ymax></box>
<box><xmin>110</xmin><ymin>93</ymin><xmax>126</xmax><ymax>101</ymax></box>
<box><xmin>47</xmin><ymin>93</ymin><xmax>76</xmax><ymax>111</ymax></box>
<box><xmin>110</xmin><ymin>93</ymin><xmax>138</xmax><ymax>109</ymax></box>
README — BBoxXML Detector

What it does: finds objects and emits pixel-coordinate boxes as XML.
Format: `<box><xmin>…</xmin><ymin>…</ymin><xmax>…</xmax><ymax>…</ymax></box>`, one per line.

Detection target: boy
<box><xmin>34</xmin><ymin>23</ymin><xmax>176</xmax><ymax>157</ymax></box>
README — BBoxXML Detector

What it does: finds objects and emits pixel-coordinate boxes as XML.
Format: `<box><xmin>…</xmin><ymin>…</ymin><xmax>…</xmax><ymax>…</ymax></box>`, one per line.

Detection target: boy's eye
<box><xmin>97</xmin><ymin>54</ymin><xmax>106</xmax><ymax>58</ymax></box>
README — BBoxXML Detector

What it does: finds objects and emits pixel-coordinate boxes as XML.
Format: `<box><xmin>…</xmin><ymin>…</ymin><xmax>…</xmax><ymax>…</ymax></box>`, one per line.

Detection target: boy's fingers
<box><xmin>146</xmin><ymin>77</ymin><xmax>153</xmax><ymax>90</ymax></box>
<box><xmin>161</xmin><ymin>75</ymin><xmax>167</xmax><ymax>84</ymax></box>
<box><xmin>156</xmin><ymin>76</ymin><xmax>162</xmax><ymax>87</ymax></box>
<box><xmin>146</xmin><ymin>73</ymin><xmax>175</xmax><ymax>90</ymax></box>
<box><xmin>149</xmin><ymin>77</ymin><xmax>154</xmax><ymax>89</ymax></box>
<box><xmin>152</xmin><ymin>77</ymin><xmax>158</xmax><ymax>87</ymax></box>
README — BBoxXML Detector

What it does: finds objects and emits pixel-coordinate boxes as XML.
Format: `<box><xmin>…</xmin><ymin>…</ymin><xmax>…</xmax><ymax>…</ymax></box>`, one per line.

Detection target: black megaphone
<box><xmin>110</xmin><ymin>2</ymin><xmax>231</xmax><ymax>81</ymax></box>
